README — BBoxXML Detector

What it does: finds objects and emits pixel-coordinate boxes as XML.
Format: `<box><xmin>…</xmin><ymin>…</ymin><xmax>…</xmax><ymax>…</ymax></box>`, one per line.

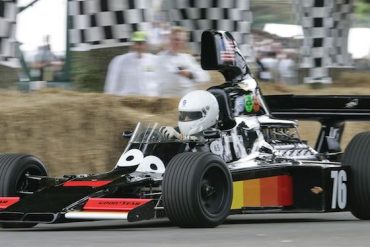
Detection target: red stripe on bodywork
<box><xmin>83</xmin><ymin>198</ymin><xmax>152</xmax><ymax>212</ymax></box>
<box><xmin>0</xmin><ymin>197</ymin><xmax>20</xmax><ymax>209</ymax></box>
<box><xmin>260</xmin><ymin>175</ymin><xmax>293</xmax><ymax>206</ymax></box>
<box><xmin>63</xmin><ymin>180</ymin><xmax>112</xmax><ymax>187</ymax></box>
<box><xmin>277</xmin><ymin>175</ymin><xmax>293</xmax><ymax>206</ymax></box>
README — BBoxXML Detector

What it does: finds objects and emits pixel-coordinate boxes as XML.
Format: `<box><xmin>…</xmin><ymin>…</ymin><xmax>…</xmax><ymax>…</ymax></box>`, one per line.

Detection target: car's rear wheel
<box><xmin>342</xmin><ymin>132</ymin><xmax>370</xmax><ymax>220</ymax></box>
<box><xmin>0</xmin><ymin>154</ymin><xmax>47</xmax><ymax>228</ymax></box>
<box><xmin>162</xmin><ymin>152</ymin><xmax>232</xmax><ymax>228</ymax></box>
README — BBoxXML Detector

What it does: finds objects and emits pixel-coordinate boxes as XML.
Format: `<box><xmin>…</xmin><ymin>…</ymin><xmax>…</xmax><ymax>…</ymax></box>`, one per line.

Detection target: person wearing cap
<box><xmin>156</xmin><ymin>26</ymin><xmax>210</xmax><ymax>97</ymax></box>
<box><xmin>104</xmin><ymin>31</ymin><xmax>160</xmax><ymax>96</ymax></box>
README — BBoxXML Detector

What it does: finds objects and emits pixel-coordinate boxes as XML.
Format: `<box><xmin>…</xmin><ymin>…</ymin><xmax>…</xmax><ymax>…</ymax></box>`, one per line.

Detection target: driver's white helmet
<box><xmin>178</xmin><ymin>90</ymin><xmax>219</xmax><ymax>136</ymax></box>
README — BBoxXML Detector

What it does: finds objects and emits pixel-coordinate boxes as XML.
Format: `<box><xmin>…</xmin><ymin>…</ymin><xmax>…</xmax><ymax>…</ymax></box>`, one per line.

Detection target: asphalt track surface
<box><xmin>1</xmin><ymin>212</ymin><xmax>370</xmax><ymax>247</ymax></box>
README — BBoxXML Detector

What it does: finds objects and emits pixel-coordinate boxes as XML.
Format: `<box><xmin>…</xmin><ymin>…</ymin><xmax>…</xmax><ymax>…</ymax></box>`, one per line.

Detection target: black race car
<box><xmin>1</xmin><ymin>30</ymin><xmax>370</xmax><ymax>228</ymax></box>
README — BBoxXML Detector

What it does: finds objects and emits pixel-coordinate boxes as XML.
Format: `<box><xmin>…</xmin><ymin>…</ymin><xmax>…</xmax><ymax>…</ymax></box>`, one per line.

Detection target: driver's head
<box><xmin>178</xmin><ymin>90</ymin><xmax>219</xmax><ymax>136</ymax></box>
<box><xmin>131</xmin><ymin>31</ymin><xmax>147</xmax><ymax>55</ymax></box>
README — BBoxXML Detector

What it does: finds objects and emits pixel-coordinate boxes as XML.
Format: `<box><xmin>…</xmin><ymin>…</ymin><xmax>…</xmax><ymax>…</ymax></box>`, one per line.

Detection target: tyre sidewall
<box><xmin>343</xmin><ymin>132</ymin><xmax>370</xmax><ymax>219</ymax></box>
<box><xmin>0</xmin><ymin>154</ymin><xmax>47</xmax><ymax>228</ymax></box>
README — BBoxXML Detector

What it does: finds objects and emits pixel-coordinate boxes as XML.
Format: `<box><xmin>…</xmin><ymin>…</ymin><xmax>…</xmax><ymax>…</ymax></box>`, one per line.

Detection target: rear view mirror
<box><xmin>122</xmin><ymin>130</ymin><xmax>133</xmax><ymax>139</ymax></box>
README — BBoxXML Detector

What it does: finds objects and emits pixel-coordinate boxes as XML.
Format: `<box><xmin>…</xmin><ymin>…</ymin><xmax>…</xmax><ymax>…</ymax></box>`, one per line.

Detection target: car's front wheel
<box><xmin>0</xmin><ymin>154</ymin><xmax>47</xmax><ymax>228</ymax></box>
<box><xmin>162</xmin><ymin>152</ymin><xmax>232</xmax><ymax>228</ymax></box>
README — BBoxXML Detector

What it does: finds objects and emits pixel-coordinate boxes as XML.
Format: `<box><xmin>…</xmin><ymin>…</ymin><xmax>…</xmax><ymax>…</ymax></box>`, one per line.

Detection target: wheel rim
<box><xmin>199</xmin><ymin>164</ymin><xmax>229</xmax><ymax>215</ymax></box>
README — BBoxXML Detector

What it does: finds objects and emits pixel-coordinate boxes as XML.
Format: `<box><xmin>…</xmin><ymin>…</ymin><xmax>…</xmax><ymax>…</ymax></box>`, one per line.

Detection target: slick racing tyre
<box><xmin>0</xmin><ymin>154</ymin><xmax>48</xmax><ymax>228</ymax></box>
<box><xmin>342</xmin><ymin>132</ymin><xmax>370</xmax><ymax>220</ymax></box>
<box><xmin>163</xmin><ymin>152</ymin><xmax>232</xmax><ymax>228</ymax></box>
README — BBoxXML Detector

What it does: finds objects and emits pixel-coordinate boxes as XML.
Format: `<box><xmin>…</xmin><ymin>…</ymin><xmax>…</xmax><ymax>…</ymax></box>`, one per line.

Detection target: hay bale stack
<box><xmin>0</xmin><ymin>90</ymin><xmax>178</xmax><ymax>176</ymax></box>
<box><xmin>0</xmin><ymin>83</ymin><xmax>370</xmax><ymax>176</ymax></box>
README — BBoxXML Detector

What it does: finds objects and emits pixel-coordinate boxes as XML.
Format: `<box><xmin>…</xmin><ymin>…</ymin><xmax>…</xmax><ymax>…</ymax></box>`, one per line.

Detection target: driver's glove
<box><xmin>160</xmin><ymin>126</ymin><xmax>182</xmax><ymax>139</ymax></box>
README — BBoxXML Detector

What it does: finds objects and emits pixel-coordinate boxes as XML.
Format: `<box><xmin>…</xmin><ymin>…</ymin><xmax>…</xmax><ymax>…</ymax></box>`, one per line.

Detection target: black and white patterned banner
<box><xmin>68</xmin><ymin>0</ymin><xmax>253</xmax><ymax>57</ymax></box>
<box><xmin>293</xmin><ymin>0</ymin><xmax>353</xmax><ymax>84</ymax></box>
<box><xmin>168</xmin><ymin>0</ymin><xmax>253</xmax><ymax>59</ymax></box>
<box><xmin>0</xmin><ymin>0</ymin><xmax>17</xmax><ymax>65</ymax></box>
<box><xmin>68</xmin><ymin>0</ymin><xmax>155</xmax><ymax>50</ymax></box>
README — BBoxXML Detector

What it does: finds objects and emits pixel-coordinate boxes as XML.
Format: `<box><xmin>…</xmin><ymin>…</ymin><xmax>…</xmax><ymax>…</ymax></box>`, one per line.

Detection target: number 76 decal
<box><xmin>331</xmin><ymin>170</ymin><xmax>347</xmax><ymax>209</ymax></box>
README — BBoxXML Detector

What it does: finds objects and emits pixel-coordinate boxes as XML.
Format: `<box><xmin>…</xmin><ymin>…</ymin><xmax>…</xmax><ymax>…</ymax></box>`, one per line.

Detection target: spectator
<box><xmin>255</xmin><ymin>53</ymin><xmax>266</xmax><ymax>81</ymax></box>
<box><xmin>157</xmin><ymin>26</ymin><xmax>210</xmax><ymax>97</ymax></box>
<box><xmin>259</xmin><ymin>52</ymin><xmax>278</xmax><ymax>83</ymax></box>
<box><xmin>147</xmin><ymin>14</ymin><xmax>170</xmax><ymax>53</ymax></box>
<box><xmin>278</xmin><ymin>52</ymin><xmax>298</xmax><ymax>85</ymax></box>
<box><xmin>32</xmin><ymin>35</ymin><xmax>57</xmax><ymax>81</ymax></box>
<box><xmin>104</xmin><ymin>31</ymin><xmax>159</xmax><ymax>96</ymax></box>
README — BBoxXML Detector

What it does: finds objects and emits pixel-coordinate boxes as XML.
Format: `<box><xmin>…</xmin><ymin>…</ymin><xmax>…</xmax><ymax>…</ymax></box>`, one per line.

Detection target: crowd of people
<box><xmin>104</xmin><ymin>26</ymin><xmax>209</xmax><ymax>98</ymax></box>
<box><xmin>256</xmin><ymin>51</ymin><xmax>298</xmax><ymax>86</ymax></box>
<box><xmin>104</xmin><ymin>26</ymin><xmax>302</xmax><ymax>98</ymax></box>
<box><xmin>255</xmin><ymin>39</ymin><xmax>299</xmax><ymax>86</ymax></box>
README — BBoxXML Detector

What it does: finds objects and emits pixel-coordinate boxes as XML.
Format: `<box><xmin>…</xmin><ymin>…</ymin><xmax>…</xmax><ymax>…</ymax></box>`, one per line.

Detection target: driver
<box><xmin>160</xmin><ymin>90</ymin><xmax>219</xmax><ymax>140</ymax></box>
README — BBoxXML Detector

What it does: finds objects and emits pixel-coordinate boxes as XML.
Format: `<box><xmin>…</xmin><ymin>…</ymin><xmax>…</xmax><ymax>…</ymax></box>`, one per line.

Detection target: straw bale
<box><xmin>0</xmin><ymin>89</ymin><xmax>178</xmax><ymax>176</ymax></box>
<box><xmin>0</xmin><ymin>82</ymin><xmax>370</xmax><ymax>176</ymax></box>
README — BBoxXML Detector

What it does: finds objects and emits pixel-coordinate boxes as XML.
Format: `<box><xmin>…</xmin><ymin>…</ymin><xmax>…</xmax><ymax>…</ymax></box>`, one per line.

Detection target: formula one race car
<box><xmin>1</xmin><ymin>30</ymin><xmax>370</xmax><ymax>229</ymax></box>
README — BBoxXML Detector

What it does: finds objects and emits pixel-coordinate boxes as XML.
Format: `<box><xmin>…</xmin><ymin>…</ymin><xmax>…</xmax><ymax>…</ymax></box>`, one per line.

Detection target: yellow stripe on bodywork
<box><xmin>231</xmin><ymin>181</ymin><xmax>244</xmax><ymax>209</ymax></box>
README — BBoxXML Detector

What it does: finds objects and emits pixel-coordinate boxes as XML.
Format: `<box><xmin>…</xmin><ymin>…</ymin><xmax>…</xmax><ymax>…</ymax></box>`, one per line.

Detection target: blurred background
<box><xmin>0</xmin><ymin>0</ymin><xmax>369</xmax><ymax>176</ymax></box>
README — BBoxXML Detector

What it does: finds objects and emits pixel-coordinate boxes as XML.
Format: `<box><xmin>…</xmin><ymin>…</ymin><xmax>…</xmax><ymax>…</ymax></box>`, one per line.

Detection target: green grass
<box><xmin>0</xmin><ymin>66</ymin><xmax>17</xmax><ymax>89</ymax></box>
<box><xmin>71</xmin><ymin>46</ymin><xmax>129</xmax><ymax>92</ymax></box>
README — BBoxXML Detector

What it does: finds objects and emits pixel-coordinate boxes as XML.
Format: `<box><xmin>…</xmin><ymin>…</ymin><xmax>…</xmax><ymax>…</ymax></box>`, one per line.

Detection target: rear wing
<box><xmin>264</xmin><ymin>95</ymin><xmax>370</xmax><ymax>154</ymax></box>
<box><xmin>264</xmin><ymin>95</ymin><xmax>370</xmax><ymax>121</ymax></box>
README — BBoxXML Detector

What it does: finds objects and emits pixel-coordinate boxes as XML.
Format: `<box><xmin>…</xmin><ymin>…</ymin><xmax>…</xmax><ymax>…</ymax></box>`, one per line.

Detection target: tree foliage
<box><xmin>357</xmin><ymin>0</ymin><xmax>370</xmax><ymax>13</ymax></box>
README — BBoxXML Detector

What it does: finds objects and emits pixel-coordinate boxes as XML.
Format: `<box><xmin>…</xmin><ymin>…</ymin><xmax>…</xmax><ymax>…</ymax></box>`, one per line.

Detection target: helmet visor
<box><xmin>179</xmin><ymin>111</ymin><xmax>203</xmax><ymax>122</ymax></box>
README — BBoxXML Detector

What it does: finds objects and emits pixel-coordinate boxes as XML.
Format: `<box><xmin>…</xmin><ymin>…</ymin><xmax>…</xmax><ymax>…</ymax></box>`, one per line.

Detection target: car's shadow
<box><xmin>225</xmin><ymin>215</ymin><xmax>357</xmax><ymax>225</ymax></box>
<box><xmin>2</xmin><ymin>219</ymin><xmax>172</xmax><ymax>232</ymax></box>
<box><xmin>1</xmin><ymin>213</ymin><xmax>358</xmax><ymax>232</ymax></box>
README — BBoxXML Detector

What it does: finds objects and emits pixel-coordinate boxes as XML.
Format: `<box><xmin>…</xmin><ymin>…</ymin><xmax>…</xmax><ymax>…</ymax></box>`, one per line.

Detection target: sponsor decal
<box><xmin>253</xmin><ymin>98</ymin><xmax>261</xmax><ymax>112</ymax></box>
<box><xmin>310</xmin><ymin>186</ymin><xmax>324</xmax><ymax>194</ymax></box>
<box><xmin>245</xmin><ymin>94</ymin><xmax>253</xmax><ymax>113</ymax></box>
<box><xmin>83</xmin><ymin>198</ymin><xmax>151</xmax><ymax>211</ymax></box>
<box><xmin>63</xmin><ymin>180</ymin><xmax>112</xmax><ymax>187</ymax></box>
<box><xmin>0</xmin><ymin>197</ymin><xmax>20</xmax><ymax>209</ymax></box>
<box><xmin>345</xmin><ymin>99</ymin><xmax>359</xmax><ymax>108</ymax></box>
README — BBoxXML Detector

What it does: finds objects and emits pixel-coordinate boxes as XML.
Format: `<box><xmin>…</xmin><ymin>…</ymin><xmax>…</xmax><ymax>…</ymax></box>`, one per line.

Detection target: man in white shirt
<box><xmin>260</xmin><ymin>52</ymin><xmax>278</xmax><ymax>83</ymax></box>
<box><xmin>157</xmin><ymin>26</ymin><xmax>210</xmax><ymax>97</ymax></box>
<box><xmin>278</xmin><ymin>53</ymin><xmax>298</xmax><ymax>85</ymax></box>
<box><xmin>104</xmin><ymin>31</ymin><xmax>159</xmax><ymax>96</ymax></box>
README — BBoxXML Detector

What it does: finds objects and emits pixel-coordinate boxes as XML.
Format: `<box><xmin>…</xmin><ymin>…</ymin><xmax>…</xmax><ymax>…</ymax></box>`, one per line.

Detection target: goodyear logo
<box><xmin>97</xmin><ymin>201</ymin><xmax>141</xmax><ymax>206</ymax></box>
